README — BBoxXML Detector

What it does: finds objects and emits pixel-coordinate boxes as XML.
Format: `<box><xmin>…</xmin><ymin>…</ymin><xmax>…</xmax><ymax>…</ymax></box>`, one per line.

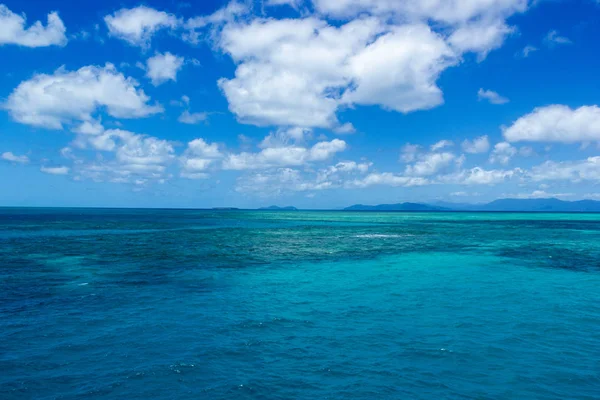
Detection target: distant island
<box><xmin>344</xmin><ymin>198</ymin><xmax>600</xmax><ymax>212</ymax></box>
<box><xmin>259</xmin><ymin>205</ymin><xmax>299</xmax><ymax>211</ymax></box>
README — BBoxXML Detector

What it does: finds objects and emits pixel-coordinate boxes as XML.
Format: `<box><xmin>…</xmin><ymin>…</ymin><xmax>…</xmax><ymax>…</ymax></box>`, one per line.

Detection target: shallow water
<box><xmin>1</xmin><ymin>209</ymin><xmax>600</xmax><ymax>399</ymax></box>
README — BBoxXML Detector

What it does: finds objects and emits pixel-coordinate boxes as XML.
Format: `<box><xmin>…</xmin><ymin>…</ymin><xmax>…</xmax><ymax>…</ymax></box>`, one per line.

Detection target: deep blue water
<box><xmin>1</xmin><ymin>208</ymin><xmax>600</xmax><ymax>399</ymax></box>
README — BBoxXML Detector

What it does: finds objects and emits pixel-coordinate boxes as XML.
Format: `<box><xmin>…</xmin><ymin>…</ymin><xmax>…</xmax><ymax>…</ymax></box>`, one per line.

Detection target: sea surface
<box><xmin>1</xmin><ymin>208</ymin><xmax>600</xmax><ymax>399</ymax></box>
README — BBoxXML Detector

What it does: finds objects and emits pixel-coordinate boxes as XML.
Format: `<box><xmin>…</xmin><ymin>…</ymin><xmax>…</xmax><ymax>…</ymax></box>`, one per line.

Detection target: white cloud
<box><xmin>529</xmin><ymin>157</ymin><xmax>600</xmax><ymax>182</ymax></box>
<box><xmin>72</xmin><ymin>129</ymin><xmax>175</xmax><ymax>185</ymax></box>
<box><xmin>179</xmin><ymin>138</ymin><xmax>223</xmax><ymax>178</ymax></box>
<box><xmin>104</xmin><ymin>6</ymin><xmax>179</xmax><ymax>47</ymax></box>
<box><xmin>462</xmin><ymin>135</ymin><xmax>490</xmax><ymax>154</ymax></box>
<box><xmin>217</xmin><ymin>17</ymin><xmax>459</xmax><ymax>129</ymax></box>
<box><xmin>316</xmin><ymin>160</ymin><xmax>371</xmax><ymax>182</ymax></box>
<box><xmin>521</xmin><ymin>45</ymin><xmax>538</xmax><ymax>57</ymax></box>
<box><xmin>503</xmin><ymin>105</ymin><xmax>600</xmax><ymax>143</ymax></box>
<box><xmin>448</xmin><ymin>19</ymin><xmax>514</xmax><ymax>60</ymax></box>
<box><xmin>146</xmin><ymin>52</ymin><xmax>185</xmax><ymax>86</ymax></box>
<box><xmin>5</xmin><ymin>64</ymin><xmax>162</xmax><ymax>129</ymax></box>
<box><xmin>311</xmin><ymin>0</ymin><xmax>528</xmax><ymax>24</ymax></box>
<box><xmin>178</xmin><ymin>110</ymin><xmax>208</xmax><ymax>124</ymax></box>
<box><xmin>400</xmin><ymin>143</ymin><xmax>421</xmax><ymax>163</ymax></box>
<box><xmin>184</xmin><ymin>1</ymin><xmax>249</xmax><ymax>44</ymax></box>
<box><xmin>478</xmin><ymin>88</ymin><xmax>509</xmax><ymax>104</ymax></box>
<box><xmin>544</xmin><ymin>30</ymin><xmax>572</xmax><ymax>47</ymax></box>
<box><xmin>223</xmin><ymin>138</ymin><xmax>347</xmax><ymax>170</ymax></box>
<box><xmin>114</xmin><ymin>131</ymin><xmax>174</xmax><ymax>166</ymax></box>
<box><xmin>212</xmin><ymin>0</ymin><xmax>527</xmax><ymax>130</ymax></box>
<box><xmin>1</xmin><ymin>151</ymin><xmax>29</xmax><ymax>164</ymax></box>
<box><xmin>217</xmin><ymin>17</ymin><xmax>377</xmax><ymax>128</ymax></box>
<box><xmin>489</xmin><ymin>142</ymin><xmax>517</xmax><ymax>165</ymax></box>
<box><xmin>341</xmin><ymin>24</ymin><xmax>457</xmax><ymax>113</ymax></box>
<box><xmin>236</xmin><ymin>168</ymin><xmax>334</xmax><ymax>195</ymax></box>
<box><xmin>333</xmin><ymin>123</ymin><xmax>356</xmax><ymax>134</ymax></box>
<box><xmin>73</xmin><ymin>120</ymin><xmax>105</xmax><ymax>135</ymax></box>
<box><xmin>507</xmin><ymin>190</ymin><xmax>574</xmax><ymax>199</ymax></box>
<box><xmin>405</xmin><ymin>152</ymin><xmax>456</xmax><ymax>176</ymax></box>
<box><xmin>348</xmin><ymin>173</ymin><xmax>429</xmax><ymax>188</ymax></box>
<box><xmin>441</xmin><ymin>167</ymin><xmax>520</xmax><ymax>185</ymax></box>
<box><xmin>259</xmin><ymin>127</ymin><xmax>311</xmax><ymax>148</ymax></box>
<box><xmin>0</xmin><ymin>4</ymin><xmax>67</xmax><ymax>47</ymax></box>
<box><xmin>265</xmin><ymin>0</ymin><xmax>302</xmax><ymax>7</ymax></box>
<box><xmin>235</xmin><ymin>158</ymin><xmax>371</xmax><ymax>195</ymax></box>
<box><xmin>431</xmin><ymin>140</ymin><xmax>454</xmax><ymax>151</ymax></box>
<box><xmin>41</xmin><ymin>166</ymin><xmax>69</xmax><ymax>175</ymax></box>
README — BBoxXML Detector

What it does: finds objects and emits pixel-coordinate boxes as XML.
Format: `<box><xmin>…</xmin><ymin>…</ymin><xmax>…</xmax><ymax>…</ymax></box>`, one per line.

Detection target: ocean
<box><xmin>1</xmin><ymin>208</ymin><xmax>599</xmax><ymax>399</ymax></box>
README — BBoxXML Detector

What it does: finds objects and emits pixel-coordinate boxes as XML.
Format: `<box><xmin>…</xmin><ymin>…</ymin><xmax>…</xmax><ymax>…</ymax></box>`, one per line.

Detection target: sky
<box><xmin>1</xmin><ymin>0</ymin><xmax>600</xmax><ymax>209</ymax></box>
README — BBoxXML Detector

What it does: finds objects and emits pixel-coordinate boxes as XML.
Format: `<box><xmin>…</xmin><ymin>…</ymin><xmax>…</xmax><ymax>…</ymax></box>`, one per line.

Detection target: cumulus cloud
<box><xmin>448</xmin><ymin>19</ymin><xmax>514</xmax><ymax>60</ymax></box>
<box><xmin>503</xmin><ymin>105</ymin><xmax>600</xmax><ymax>143</ymax></box>
<box><xmin>235</xmin><ymin>158</ymin><xmax>372</xmax><ymax>195</ymax></box>
<box><xmin>462</xmin><ymin>136</ymin><xmax>490</xmax><ymax>153</ymax></box>
<box><xmin>0</xmin><ymin>4</ymin><xmax>67</xmax><ymax>47</ymax></box>
<box><xmin>223</xmin><ymin>139</ymin><xmax>347</xmax><ymax>170</ymax></box>
<box><xmin>441</xmin><ymin>167</ymin><xmax>521</xmax><ymax>185</ymax></box>
<box><xmin>311</xmin><ymin>0</ymin><xmax>527</xmax><ymax>24</ymax></box>
<box><xmin>184</xmin><ymin>1</ymin><xmax>249</xmax><ymax>44</ymax></box>
<box><xmin>340</xmin><ymin>24</ymin><xmax>457</xmax><ymax>113</ymax></box>
<box><xmin>73</xmin><ymin>120</ymin><xmax>105</xmax><ymax>135</ymax></box>
<box><xmin>105</xmin><ymin>6</ymin><xmax>179</xmax><ymax>47</ymax></box>
<box><xmin>478</xmin><ymin>88</ymin><xmax>509</xmax><ymax>104</ymax></box>
<box><xmin>211</xmin><ymin>0</ymin><xmax>528</xmax><ymax>131</ymax></box>
<box><xmin>179</xmin><ymin>138</ymin><xmax>223</xmax><ymax>179</ymax></box>
<box><xmin>348</xmin><ymin>173</ymin><xmax>429</xmax><ymax>188</ymax></box>
<box><xmin>489</xmin><ymin>142</ymin><xmax>517</xmax><ymax>165</ymax></box>
<box><xmin>259</xmin><ymin>127</ymin><xmax>311</xmax><ymax>148</ymax></box>
<box><xmin>5</xmin><ymin>64</ymin><xmax>162</xmax><ymax>129</ymax></box>
<box><xmin>405</xmin><ymin>152</ymin><xmax>457</xmax><ymax>176</ymax></box>
<box><xmin>1</xmin><ymin>151</ymin><xmax>29</xmax><ymax>164</ymax></box>
<box><xmin>235</xmin><ymin>168</ymin><xmax>334</xmax><ymax>195</ymax></box>
<box><xmin>71</xmin><ymin>129</ymin><xmax>175</xmax><ymax>185</ymax></box>
<box><xmin>316</xmin><ymin>160</ymin><xmax>371</xmax><ymax>182</ymax></box>
<box><xmin>529</xmin><ymin>157</ymin><xmax>600</xmax><ymax>182</ymax></box>
<box><xmin>146</xmin><ymin>52</ymin><xmax>185</xmax><ymax>86</ymax></box>
<box><xmin>41</xmin><ymin>166</ymin><xmax>69</xmax><ymax>175</ymax></box>
<box><xmin>217</xmin><ymin>17</ymin><xmax>461</xmax><ymax>129</ymax></box>
<box><xmin>178</xmin><ymin>110</ymin><xmax>208</xmax><ymax>124</ymax></box>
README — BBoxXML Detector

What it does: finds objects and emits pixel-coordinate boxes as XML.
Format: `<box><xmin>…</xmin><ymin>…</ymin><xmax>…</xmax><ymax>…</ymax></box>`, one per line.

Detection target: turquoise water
<box><xmin>1</xmin><ymin>209</ymin><xmax>600</xmax><ymax>399</ymax></box>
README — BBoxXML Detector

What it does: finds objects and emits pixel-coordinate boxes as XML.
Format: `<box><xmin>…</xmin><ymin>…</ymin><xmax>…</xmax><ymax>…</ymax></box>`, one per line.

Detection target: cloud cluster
<box><xmin>146</xmin><ymin>52</ymin><xmax>185</xmax><ymax>86</ymax></box>
<box><xmin>223</xmin><ymin>139</ymin><xmax>347</xmax><ymax>170</ymax></box>
<box><xmin>1</xmin><ymin>151</ymin><xmax>29</xmax><ymax>164</ymax></box>
<box><xmin>0</xmin><ymin>4</ymin><xmax>67</xmax><ymax>47</ymax></box>
<box><xmin>5</xmin><ymin>64</ymin><xmax>162</xmax><ymax>129</ymax></box>
<box><xmin>104</xmin><ymin>6</ymin><xmax>178</xmax><ymax>47</ymax></box>
<box><xmin>504</xmin><ymin>105</ymin><xmax>600</xmax><ymax>143</ymax></box>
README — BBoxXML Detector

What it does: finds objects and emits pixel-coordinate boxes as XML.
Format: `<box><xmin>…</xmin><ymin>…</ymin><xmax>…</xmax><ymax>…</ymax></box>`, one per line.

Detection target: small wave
<box><xmin>77</xmin><ymin>282</ymin><xmax>89</xmax><ymax>286</ymax></box>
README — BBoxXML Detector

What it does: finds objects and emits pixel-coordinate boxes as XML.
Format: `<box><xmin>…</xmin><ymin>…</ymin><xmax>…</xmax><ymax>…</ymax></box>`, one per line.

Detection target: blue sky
<box><xmin>1</xmin><ymin>0</ymin><xmax>600</xmax><ymax>208</ymax></box>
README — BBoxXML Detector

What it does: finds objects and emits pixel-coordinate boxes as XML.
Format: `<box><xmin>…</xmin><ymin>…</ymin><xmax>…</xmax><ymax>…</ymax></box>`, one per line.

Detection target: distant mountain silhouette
<box><xmin>259</xmin><ymin>206</ymin><xmax>299</xmax><ymax>211</ymax></box>
<box><xmin>344</xmin><ymin>203</ymin><xmax>449</xmax><ymax>211</ymax></box>
<box><xmin>472</xmin><ymin>198</ymin><xmax>600</xmax><ymax>212</ymax></box>
<box><xmin>345</xmin><ymin>198</ymin><xmax>600</xmax><ymax>212</ymax></box>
